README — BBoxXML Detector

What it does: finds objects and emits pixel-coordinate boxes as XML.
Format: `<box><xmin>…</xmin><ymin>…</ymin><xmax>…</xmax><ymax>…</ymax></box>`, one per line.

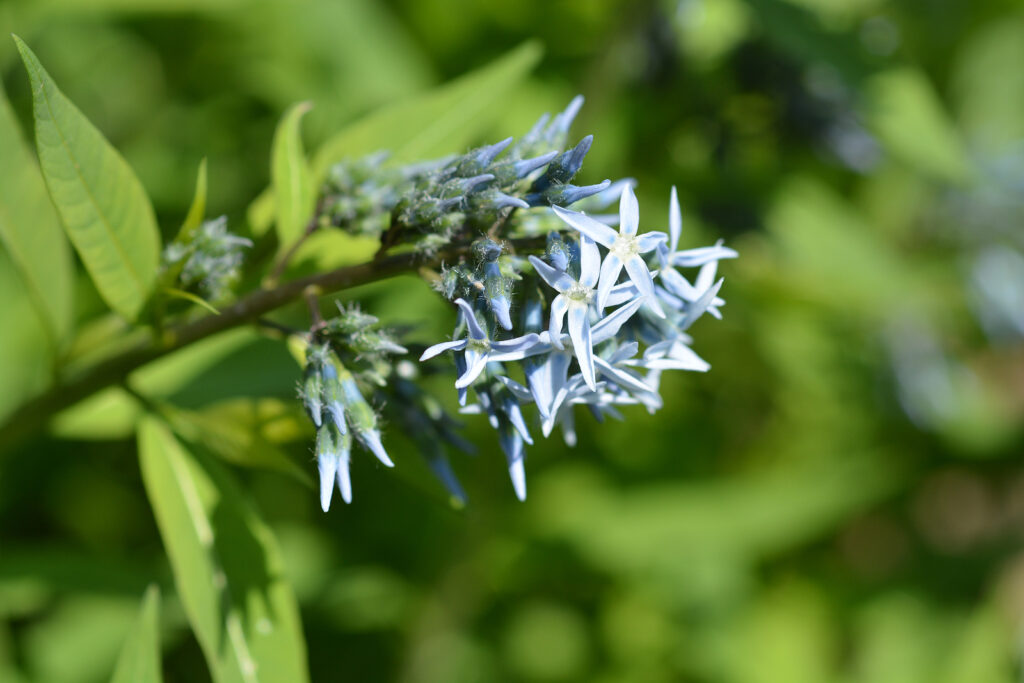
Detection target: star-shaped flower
<box><xmin>528</xmin><ymin>233</ymin><xmax>602</xmax><ymax>389</ymax></box>
<box><xmin>553</xmin><ymin>185</ymin><xmax>667</xmax><ymax>317</ymax></box>
<box><xmin>420</xmin><ymin>298</ymin><xmax>541</xmax><ymax>389</ymax></box>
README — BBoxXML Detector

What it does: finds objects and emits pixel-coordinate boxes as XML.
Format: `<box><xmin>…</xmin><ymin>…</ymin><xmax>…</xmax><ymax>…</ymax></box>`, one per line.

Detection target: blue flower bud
<box><xmin>474</xmin><ymin>238</ymin><xmax>504</xmax><ymax>262</ymax></box>
<box><xmin>302</xmin><ymin>364</ymin><xmax>324</xmax><ymax>428</ymax></box>
<box><xmin>550</xmin><ymin>95</ymin><xmax>584</xmax><ymax>139</ymax></box>
<box><xmin>440</xmin><ymin>173</ymin><xmax>494</xmax><ymax>198</ymax></box>
<box><xmin>513</xmin><ymin>150</ymin><xmax>559</xmax><ymax>178</ymax></box>
<box><xmin>474</xmin><ymin>136</ymin><xmax>513</xmax><ymax>165</ymax></box>
<box><xmin>545</xmin><ymin>231</ymin><xmax>571</xmax><ymax>272</ymax></box>
<box><xmin>337</xmin><ymin>368</ymin><xmax>394</xmax><ymax>467</ymax></box>
<box><xmin>530</xmin><ymin>135</ymin><xmax>593</xmax><ymax>193</ymax></box>
<box><xmin>530</xmin><ymin>179</ymin><xmax>612</xmax><ymax>208</ymax></box>
<box><xmin>320</xmin><ymin>363</ymin><xmax>348</xmax><ymax>435</ymax></box>
<box><xmin>472</xmin><ymin>190</ymin><xmax>529</xmax><ymax>211</ymax></box>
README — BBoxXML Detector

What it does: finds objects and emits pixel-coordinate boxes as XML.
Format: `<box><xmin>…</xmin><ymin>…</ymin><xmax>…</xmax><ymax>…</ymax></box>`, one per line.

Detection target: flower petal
<box><xmin>624</xmin><ymin>255</ymin><xmax>665</xmax><ymax>318</ymax></box>
<box><xmin>568</xmin><ymin>304</ymin><xmax>596</xmax><ymax>390</ymax></box>
<box><xmin>454</xmin><ymin>298</ymin><xmax>487</xmax><ymax>341</ymax></box>
<box><xmin>578</xmin><ymin>234</ymin><xmax>601</xmax><ymax>288</ymax></box>
<box><xmin>669</xmin><ymin>244</ymin><xmax>738</xmax><ymax>268</ymax></box>
<box><xmin>456</xmin><ymin>348</ymin><xmax>489</xmax><ymax>389</ymax></box>
<box><xmin>548</xmin><ymin>295</ymin><xmax>568</xmax><ymax>349</ymax></box>
<box><xmin>669</xmin><ymin>186</ymin><xmax>681</xmax><ymax>252</ymax></box>
<box><xmin>680</xmin><ymin>278</ymin><xmax>724</xmax><ymax>331</ymax></box>
<box><xmin>420</xmin><ymin>338</ymin><xmax>467</xmax><ymax>361</ymax></box>
<box><xmin>596</xmin><ymin>251</ymin><xmax>624</xmax><ymax>311</ymax></box>
<box><xmin>491</xmin><ymin>333</ymin><xmax>542</xmax><ymax>360</ymax></box>
<box><xmin>591</xmin><ymin>297</ymin><xmax>644</xmax><ymax>344</ymax></box>
<box><xmin>619</xmin><ymin>184</ymin><xmax>640</xmax><ymax>236</ymax></box>
<box><xmin>552</xmin><ymin>205</ymin><xmax>618</xmax><ymax>247</ymax></box>
<box><xmin>529</xmin><ymin>255</ymin><xmax>574</xmax><ymax>293</ymax></box>
<box><xmin>637</xmin><ymin>232</ymin><xmax>667</xmax><ymax>253</ymax></box>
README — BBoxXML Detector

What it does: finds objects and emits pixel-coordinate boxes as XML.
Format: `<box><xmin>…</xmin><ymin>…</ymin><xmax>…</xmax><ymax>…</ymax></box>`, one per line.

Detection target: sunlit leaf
<box><xmin>110</xmin><ymin>585</ymin><xmax>162</xmax><ymax>683</ymax></box>
<box><xmin>137</xmin><ymin>416</ymin><xmax>308</xmax><ymax>683</ymax></box>
<box><xmin>164</xmin><ymin>398</ymin><xmax>312</xmax><ymax>485</ymax></box>
<box><xmin>866</xmin><ymin>67</ymin><xmax>971</xmax><ymax>183</ymax></box>
<box><xmin>0</xmin><ymin>77</ymin><xmax>73</xmax><ymax>345</ymax></box>
<box><xmin>179</xmin><ymin>158</ymin><xmax>208</xmax><ymax>242</ymax></box>
<box><xmin>271</xmin><ymin>101</ymin><xmax>314</xmax><ymax>246</ymax></box>
<box><xmin>248</xmin><ymin>41</ymin><xmax>542</xmax><ymax>235</ymax></box>
<box><xmin>162</xmin><ymin>287</ymin><xmax>220</xmax><ymax>315</ymax></box>
<box><xmin>14</xmin><ymin>36</ymin><xmax>160</xmax><ymax>321</ymax></box>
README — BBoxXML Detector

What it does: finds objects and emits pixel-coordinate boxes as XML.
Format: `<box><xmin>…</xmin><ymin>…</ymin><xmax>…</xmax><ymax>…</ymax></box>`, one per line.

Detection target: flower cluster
<box><xmin>299</xmin><ymin>97</ymin><xmax>737</xmax><ymax>509</ymax></box>
<box><xmin>420</xmin><ymin>185</ymin><xmax>737</xmax><ymax>500</ymax></box>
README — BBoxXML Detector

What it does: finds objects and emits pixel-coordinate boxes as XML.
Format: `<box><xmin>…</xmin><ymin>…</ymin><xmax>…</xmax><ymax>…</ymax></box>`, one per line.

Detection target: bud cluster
<box><xmin>300</xmin><ymin>343</ymin><xmax>394</xmax><ymax>510</ymax></box>
<box><xmin>317</xmin><ymin>97</ymin><xmax>611</xmax><ymax>256</ymax></box>
<box><xmin>161</xmin><ymin>216</ymin><xmax>252</xmax><ymax>302</ymax></box>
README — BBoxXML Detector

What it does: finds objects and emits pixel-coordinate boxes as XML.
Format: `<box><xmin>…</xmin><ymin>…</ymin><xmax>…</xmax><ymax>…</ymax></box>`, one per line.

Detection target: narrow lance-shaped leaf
<box><xmin>110</xmin><ymin>584</ymin><xmax>163</xmax><ymax>683</ymax></box>
<box><xmin>14</xmin><ymin>36</ymin><xmax>160</xmax><ymax>321</ymax></box>
<box><xmin>271</xmin><ymin>101</ymin><xmax>314</xmax><ymax>246</ymax></box>
<box><xmin>0</xmin><ymin>76</ymin><xmax>73</xmax><ymax>344</ymax></box>
<box><xmin>159</xmin><ymin>158</ymin><xmax>208</xmax><ymax>291</ymax></box>
<box><xmin>180</xmin><ymin>157</ymin><xmax>208</xmax><ymax>242</ymax></box>
<box><xmin>138</xmin><ymin>416</ymin><xmax>309</xmax><ymax>683</ymax></box>
<box><xmin>248</xmin><ymin>41</ymin><xmax>542</xmax><ymax>235</ymax></box>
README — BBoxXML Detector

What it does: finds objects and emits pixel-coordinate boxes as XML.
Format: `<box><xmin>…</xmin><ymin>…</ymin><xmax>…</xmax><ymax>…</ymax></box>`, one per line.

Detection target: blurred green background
<box><xmin>2</xmin><ymin>0</ymin><xmax>1024</xmax><ymax>681</ymax></box>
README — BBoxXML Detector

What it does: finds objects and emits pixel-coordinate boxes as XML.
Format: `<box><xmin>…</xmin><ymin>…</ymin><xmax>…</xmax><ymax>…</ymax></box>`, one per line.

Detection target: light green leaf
<box><xmin>0</xmin><ymin>76</ymin><xmax>72</xmax><ymax>344</ymax></box>
<box><xmin>866</xmin><ymin>67</ymin><xmax>972</xmax><ymax>183</ymax></box>
<box><xmin>137</xmin><ymin>417</ymin><xmax>308</xmax><ymax>683</ymax></box>
<box><xmin>162</xmin><ymin>287</ymin><xmax>220</xmax><ymax>315</ymax></box>
<box><xmin>312</xmin><ymin>40</ymin><xmax>542</xmax><ymax>173</ymax></box>
<box><xmin>14</xmin><ymin>36</ymin><xmax>160</xmax><ymax>321</ymax></box>
<box><xmin>110</xmin><ymin>585</ymin><xmax>162</xmax><ymax>683</ymax></box>
<box><xmin>180</xmin><ymin>158</ymin><xmax>208</xmax><ymax>241</ymax></box>
<box><xmin>271</xmin><ymin>101</ymin><xmax>314</xmax><ymax>246</ymax></box>
<box><xmin>164</xmin><ymin>398</ymin><xmax>312</xmax><ymax>486</ymax></box>
<box><xmin>248</xmin><ymin>41</ymin><xmax>542</xmax><ymax>235</ymax></box>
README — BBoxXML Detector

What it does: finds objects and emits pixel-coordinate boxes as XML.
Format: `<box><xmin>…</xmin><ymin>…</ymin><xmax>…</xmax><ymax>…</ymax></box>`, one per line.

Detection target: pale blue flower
<box><xmin>553</xmin><ymin>185</ymin><xmax>667</xmax><ymax>316</ymax></box>
<box><xmin>528</xmin><ymin>233</ymin><xmax>602</xmax><ymax>388</ymax></box>
<box><xmin>420</xmin><ymin>298</ymin><xmax>541</xmax><ymax>389</ymax></box>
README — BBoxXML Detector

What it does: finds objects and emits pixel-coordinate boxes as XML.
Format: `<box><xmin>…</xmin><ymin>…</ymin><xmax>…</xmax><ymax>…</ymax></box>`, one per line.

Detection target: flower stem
<box><xmin>0</xmin><ymin>236</ymin><xmax>545</xmax><ymax>452</ymax></box>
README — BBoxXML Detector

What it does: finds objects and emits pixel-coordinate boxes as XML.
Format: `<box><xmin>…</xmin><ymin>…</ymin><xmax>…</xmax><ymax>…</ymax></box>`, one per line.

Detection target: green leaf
<box><xmin>313</xmin><ymin>40</ymin><xmax>542</xmax><ymax>173</ymax></box>
<box><xmin>14</xmin><ymin>36</ymin><xmax>160</xmax><ymax>321</ymax></box>
<box><xmin>164</xmin><ymin>398</ymin><xmax>312</xmax><ymax>486</ymax></box>
<box><xmin>180</xmin><ymin>158</ymin><xmax>208</xmax><ymax>241</ymax></box>
<box><xmin>248</xmin><ymin>41</ymin><xmax>542</xmax><ymax>235</ymax></box>
<box><xmin>137</xmin><ymin>416</ymin><xmax>308</xmax><ymax>683</ymax></box>
<box><xmin>866</xmin><ymin>67</ymin><xmax>971</xmax><ymax>183</ymax></box>
<box><xmin>271</xmin><ymin>101</ymin><xmax>314</xmax><ymax>246</ymax></box>
<box><xmin>110</xmin><ymin>585</ymin><xmax>162</xmax><ymax>683</ymax></box>
<box><xmin>162</xmin><ymin>287</ymin><xmax>221</xmax><ymax>315</ymax></box>
<box><xmin>0</xmin><ymin>76</ymin><xmax>73</xmax><ymax>344</ymax></box>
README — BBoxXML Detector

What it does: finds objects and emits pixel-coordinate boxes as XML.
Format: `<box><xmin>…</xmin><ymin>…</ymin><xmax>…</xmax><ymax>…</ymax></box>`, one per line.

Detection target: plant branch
<box><xmin>0</xmin><ymin>236</ymin><xmax>545</xmax><ymax>452</ymax></box>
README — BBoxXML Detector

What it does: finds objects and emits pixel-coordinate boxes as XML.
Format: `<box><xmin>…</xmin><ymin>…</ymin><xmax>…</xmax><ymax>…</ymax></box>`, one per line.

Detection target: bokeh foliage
<box><xmin>1</xmin><ymin>0</ymin><xmax>1023</xmax><ymax>681</ymax></box>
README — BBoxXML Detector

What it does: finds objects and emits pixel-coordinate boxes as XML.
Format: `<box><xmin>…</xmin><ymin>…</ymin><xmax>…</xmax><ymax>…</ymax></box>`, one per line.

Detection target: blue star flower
<box><xmin>553</xmin><ymin>185</ymin><xmax>667</xmax><ymax>316</ymax></box>
<box><xmin>420</xmin><ymin>298</ymin><xmax>541</xmax><ymax>389</ymax></box>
